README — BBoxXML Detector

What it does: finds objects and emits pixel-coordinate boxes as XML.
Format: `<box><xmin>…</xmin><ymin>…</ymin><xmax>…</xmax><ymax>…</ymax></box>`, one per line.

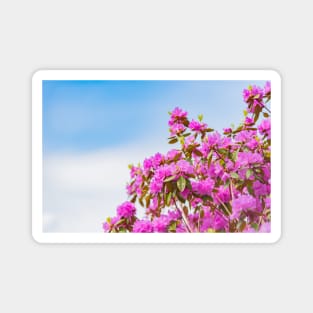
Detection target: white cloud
<box><xmin>43</xmin><ymin>142</ymin><xmax>169</xmax><ymax>233</ymax></box>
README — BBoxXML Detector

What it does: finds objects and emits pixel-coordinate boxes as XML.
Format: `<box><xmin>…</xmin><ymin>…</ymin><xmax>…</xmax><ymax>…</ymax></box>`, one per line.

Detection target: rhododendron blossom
<box><xmin>103</xmin><ymin>82</ymin><xmax>271</xmax><ymax>233</ymax></box>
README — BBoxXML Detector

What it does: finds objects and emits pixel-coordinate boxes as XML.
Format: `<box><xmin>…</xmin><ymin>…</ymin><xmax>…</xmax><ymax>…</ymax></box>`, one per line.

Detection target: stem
<box><xmin>229</xmin><ymin>179</ymin><xmax>235</xmax><ymax>200</ymax></box>
<box><xmin>197</xmin><ymin>214</ymin><xmax>201</xmax><ymax>233</ymax></box>
<box><xmin>216</xmin><ymin>196</ymin><xmax>231</xmax><ymax>216</ymax></box>
<box><xmin>213</xmin><ymin>148</ymin><xmax>225</xmax><ymax>162</ymax></box>
<box><xmin>216</xmin><ymin>195</ymin><xmax>232</xmax><ymax>230</ymax></box>
<box><xmin>174</xmin><ymin>200</ymin><xmax>192</xmax><ymax>233</ymax></box>
<box><xmin>264</xmin><ymin>105</ymin><xmax>271</xmax><ymax>114</ymax></box>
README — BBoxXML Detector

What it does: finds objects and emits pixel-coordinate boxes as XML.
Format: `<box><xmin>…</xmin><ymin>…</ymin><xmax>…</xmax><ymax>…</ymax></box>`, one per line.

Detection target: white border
<box><xmin>32</xmin><ymin>70</ymin><xmax>281</xmax><ymax>244</ymax></box>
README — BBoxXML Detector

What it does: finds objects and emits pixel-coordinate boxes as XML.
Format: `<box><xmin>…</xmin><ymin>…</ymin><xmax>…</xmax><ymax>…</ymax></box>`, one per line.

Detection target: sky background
<box><xmin>43</xmin><ymin>80</ymin><xmax>265</xmax><ymax>232</ymax></box>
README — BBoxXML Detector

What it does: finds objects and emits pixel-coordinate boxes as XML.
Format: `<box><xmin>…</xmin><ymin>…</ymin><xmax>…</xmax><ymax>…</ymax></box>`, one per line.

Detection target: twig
<box><xmin>174</xmin><ymin>200</ymin><xmax>192</xmax><ymax>233</ymax></box>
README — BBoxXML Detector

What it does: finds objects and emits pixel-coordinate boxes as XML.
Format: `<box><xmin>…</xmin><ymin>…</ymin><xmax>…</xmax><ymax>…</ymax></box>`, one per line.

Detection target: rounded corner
<box><xmin>31</xmin><ymin>230</ymin><xmax>44</xmax><ymax>244</ymax></box>
<box><xmin>269</xmin><ymin>230</ymin><xmax>282</xmax><ymax>244</ymax></box>
<box><xmin>32</xmin><ymin>69</ymin><xmax>46</xmax><ymax>83</ymax></box>
<box><xmin>267</xmin><ymin>69</ymin><xmax>282</xmax><ymax>83</ymax></box>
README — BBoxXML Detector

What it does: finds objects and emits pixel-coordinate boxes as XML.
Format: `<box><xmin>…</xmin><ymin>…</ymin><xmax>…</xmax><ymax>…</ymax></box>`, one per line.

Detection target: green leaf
<box><xmin>200</xmin><ymin>209</ymin><xmax>205</xmax><ymax>219</ymax></box>
<box><xmin>168</xmin><ymin>138</ymin><xmax>178</xmax><ymax>145</ymax></box>
<box><xmin>168</xmin><ymin>222</ymin><xmax>177</xmax><ymax>232</ymax></box>
<box><xmin>115</xmin><ymin>218</ymin><xmax>125</xmax><ymax>227</ymax></box>
<box><xmin>233</xmin><ymin>125</ymin><xmax>243</xmax><ymax>134</ymax></box>
<box><xmin>173</xmin><ymin>152</ymin><xmax>182</xmax><ymax>161</ymax></box>
<box><xmin>254</xmin><ymin>107</ymin><xmax>261</xmax><ymax>123</ymax></box>
<box><xmin>168</xmin><ymin>138</ymin><xmax>178</xmax><ymax>144</ymax></box>
<box><xmin>198</xmin><ymin>114</ymin><xmax>203</xmax><ymax>122</ymax></box>
<box><xmin>165</xmin><ymin>192</ymin><xmax>172</xmax><ymax>206</ymax></box>
<box><xmin>238</xmin><ymin>220</ymin><xmax>246</xmax><ymax>232</ymax></box>
<box><xmin>205</xmin><ymin>128</ymin><xmax>214</xmax><ymax>132</ymax></box>
<box><xmin>243</xmin><ymin>109</ymin><xmax>248</xmax><ymax>117</ymax></box>
<box><xmin>177</xmin><ymin>176</ymin><xmax>186</xmax><ymax>192</ymax></box>
<box><xmin>246</xmin><ymin>169</ymin><xmax>253</xmax><ymax>179</ymax></box>
<box><xmin>179</xmin><ymin>136</ymin><xmax>185</xmax><ymax>145</ymax></box>
<box><xmin>193</xmin><ymin>149</ymin><xmax>203</xmax><ymax>157</ymax></box>
<box><xmin>165</xmin><ymin>181</ymin><xmax>174</xmax><ymax>192</ymax></box>
<box><xmin>146</xmin><ymin>194</ymin><xmax>152</xmax><ymax>208</ymax></box>
<box><xmin>232</xmin><ymin>148</ymin><xmax>240</xmax><ymax>161</ymax></box>
<box><xmin>164</xmin><ymin>175</ymin><xmax>176</xmax><ymax>183</ymax></box>
<box><xmin>176</xmin><ymin>191</ymin><xmax>186</xmax><ymax>203</ymax></box>
<box><xmin>207</xmin><ymin>150</ymin><xmax>213</xmax><ymax>167</ymax></box>
<box><xmin>247</xmin><ymin>183</ymin><xmax>254</xmax><ymax>196</ymax></box>
<box><xmin>230</xmin><ymin>172</ymin><xmax>239</xmax><ymax>179</ymax></box>
<box><xmin>130</xmin><ymin>194</ymin><xmax>137</xmax><ymax>203</ymax></box>
<box><xmin>218</xmin><ymin>148</ymin><xmax>228</xmax><ymax>155</ymax></box>
<box><xmin>251</xmin><ymin>222</ymin><xmax>259</xmax><ymax>231</ymax></box>
<box><xmin>139</xmin><ymin>197</ymin><xmax>144</xmax><ymax>207</ymax></box>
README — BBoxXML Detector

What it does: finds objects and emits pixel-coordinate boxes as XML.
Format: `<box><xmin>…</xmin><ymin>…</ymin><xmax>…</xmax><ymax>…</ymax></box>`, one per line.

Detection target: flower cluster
<box><xmin>103</xmin><ymin>82</ymin><xmax>271</xmax><ymax>233</ymax></box>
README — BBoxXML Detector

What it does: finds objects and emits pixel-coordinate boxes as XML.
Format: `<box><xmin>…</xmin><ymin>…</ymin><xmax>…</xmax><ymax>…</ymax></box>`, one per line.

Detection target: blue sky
<box><xmin>43</xmin><ymin>80</ymin><xmax>265</xmax><ymax>154</ymax></box>
<box><xmin>42</xmin><ymin>79</ymin><xmax>266</xmax><ymax>232</ymax></box>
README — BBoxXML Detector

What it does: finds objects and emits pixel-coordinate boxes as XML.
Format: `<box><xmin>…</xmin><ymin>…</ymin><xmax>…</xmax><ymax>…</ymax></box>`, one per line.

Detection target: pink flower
<box><xmin>259</xmin><ymin>222</ymin><xmax>271</xmax><ymax>233</ymax></box>
<box><xmin>130</xmin><ymin>165</ymin><xmax>142</xmax><ymax>178</ymax></box>
<box><xmin>265</xmin><ymin>197</ymin><xmax>271</xmax><ymax>209</ymax></box>
<box><xmin>243</xmin><ymin>226</ymin><xmax>256</xmax><ymax>233</ymax></box>
<box><xmin>170</xmin><ymin>123</ymin><xmax>186</xmax><ymax>135</ymax></box>
<box><xmin>191</xmin><ymin>177</ymin><xmax>214</xmax><ymax>195</ymax></box>
<box><xmin>215</xmin><ymin>185</ymin><xmax>231</xmax><ymax>203</ymax></box>
<box><xmin>258</xmin><ymin>118</ymin><xmax>271</xmax><ymax>139</ymax></box>
<box><xmin>236</xmin><ymin>151</ymin><xmax>263</xmax><ymax>167</ymax></box>
<box><xmin>168</xmin><ymin>210</ymin><xmax>182</xmax><ymax>220</ymax></box>
<box><xmin>231</xmin><ymin>195</ymin><xmax>257</xmax><ymax>219</ymax></box>
<box><xmin>143</xmin><ymin>157</ymin><xmax>153</xmax><ymax>173</ymax></box>
<box><xmin>199</xmin><ymin>142</ymin><xmax>210</xmax><ymax>158</ymax></box>
<box><xmin>151</xmin><ymin>152</ymin><xmax>164</xmax><ymax>168</ymax></box>
<box><xmin>149</xmin><ymin>176</ymin><xmax>163</xmax><ymax>194</ymax></box>
<box><xmin>189</xmin><ymin>119</ymin><xmax>207</xmax><ymax>132</ymax></box>
<box><xmin>117</xmin><ymin>201</ymin><xmax>136</xmax><ymax>218</ymax></box>
<box><xmin>153</xmin><ymin>215</ymin><xmax>170</xmax><ymax>232</ymax></box>
<box><xmin>104</xmin><ymin>91</ymin><xmax>272</xmax><ymax>233</ymax></box>
<box><xmin>246</xmin><ymin>138</ymin><xmax>258</xmax><ymax>150</ymax></box>
<box><xmin>132</xmin><ymin>220</ymin><xmax>154</xmax><ymax>233</ymax></box>
<box><xmin>223</xmin><ymin>127</ymin><xmax>232</xmax><ymax>134</ymax></box>
<box><xmin>102</xmin><ymin>216</ymin><xmax>120</xmax><ymax>232</ymax></box>
<box><xmin>166</xmin><ymin>149</ymin><xmax>180</xmax><ymax>161</ymax></box>
<box><xmin>235</xmin><ymin>130</ymin><xmax>257</xmax><ymax>143</ymax></box>
<box><xmin>264</xmin><ymin>81</ymin><xmax>271</xmax><ymax>95</ymax></box>
<box><xmin>253</xmin><ymin>181</ymin><xmax>268</xmax><ymax>197</ymax></box>
<box><xmin>177</xmin><ymin>159</ymin><xmax>194</xmax><ymax>175</ymax></box>
<box><xmin>207</xmin><ymin>132</ymin><xmax>221</xmax><ymax>147</ymax></box>
<box><xmin>200</xmin><ymin>210</ymin><xmax>227</xmax><ymax>232</ymax></box>
<box><xmin>171</xmin><ymin>107</ymin><xmax>188</xmax><ymax>119</ymax></box>
<box><xmin>244</xmin><ymin>117</ymin><xmax>254</xmax><ymax>125</ymax></box>
<box><xmin>184</xmin><ymin>135</ymin><xmax>196</xmax><ymax>148</ymax></box>
<box><xmin>251</xmin><ymin>85</ymin><xmax>264</xmax><ymax>98</ymax></box>
<box><xmin>208</xmin><ymin>162</ymin><xmax>223</xmax><ymax>178</ymax></box>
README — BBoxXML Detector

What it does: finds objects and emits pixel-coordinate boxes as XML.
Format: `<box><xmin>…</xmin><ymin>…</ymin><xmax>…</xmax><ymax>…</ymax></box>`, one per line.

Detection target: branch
<box><xmin>174</xmin><ymin>199</ymin><xmax>193</xmax><ymax>233</ymax></box>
